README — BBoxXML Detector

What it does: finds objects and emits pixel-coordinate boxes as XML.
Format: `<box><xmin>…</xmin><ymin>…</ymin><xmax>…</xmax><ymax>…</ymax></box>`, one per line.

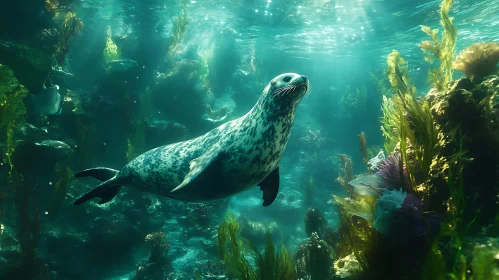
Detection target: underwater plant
<box><xmin>217</xmin><ymin>214</ymin><xmax>297</xmax><ymax>280</ymax></box>
<box><xmin>133</xmin><ymin>232</ymin><xmax>172</xmax><ymax>280</ymax></box>
<box><xmin>380</xmin><ymin>95</ymin><xmax>401</xmax><ymax>154</ymax></box>
<box><xmin>384</xmin><ymin>50</ymin><xmax>438</xmax><ymax>190</ymax></box>
<box><xmin>331</xmin><ymin>205</ymin><xmax>378</xmax><ymax>275</ymax></box>
<box><xmin>0</xmin><ymin>64</ymin><xmax>21</xmax><ymax>94</ymax></box>
<box><xmin>125</xmin><ymin>90</ymin><xmax>152</xmax><ymax>161</ymax></box>
<box><xmin>469</xmin><ymin>239</ymin><xmax>499</xmax><ymax>280</ymax></box>
<box><xmin>45</xmin><ymin>0</ymin><xmax>76</xmax><ymax>13</ymax></box>
<box><xmin>338</xmin><ymin>85</ymin><xmax>370</xmax><ymax>118</ymax></box>
<box><xmin>0</xmin><ymin>86</ymin><xmax>28</xmax><ymax>172</ymax></box>
<box><xmin>372</xmin><ymin>189</ymin><xmax>407</xmax><ymax>235</ymax></box>
<box><xmin>331</xmin><ymin>150</ymin><xmax>378</xmax><ymax>273</ymax></box>
<box><xmin>359</xmin><ymin>131</ymin><xmax>369</xmax><ymax>166</ymax></box>
<box><xmin>397</xmin><ymin>90</ymin><xmax>437</xmax><ymax>190</ymax></box>
<box><xmin>375</xmin><ymin>152</ymin><xmax>410</xmax><ymax>191</ymax></box>
<box><xmin>336</xmin><ymin>154</ymin><xmax>354</xmax><ymax>193</ymax></box>
<box><xmin>48</xmin><ymin>162</ymin><xmax>73</xmax><ymax>218</ymax></box>
<box><xmin>370</xmin><ymin>69</ymin><xmax>392</xmax><ymax>96</ymax></box>
<box><xmin>0</xmin><ymin>171</ymin><xmax>52</xmax><ymax>280</ymax></box>
<box><xmin>44</xmin><ymin>0</ymin><xmax>59</xmax><ymax>12</ymax></box>
<box><xmin>418</xmin><ymin>0</ymin><xmax>457</xmax><ymax>91</ymax></box>
<box><xmin>56</xmin><ymin>12</ymin><xmax>83</xmax><ymax>64</ymax></box>
<box><xmin>254</xmin><ymin>234</ymin><xmax>297</xmax><ymax>280</ymax></box>
<box><xmin>295</xmin><ymin>232</ymin><xmax>335</xmax><ymax>280</ymax></box>
<box><xmin>168</xmin><ymin>3</ymin><xmax>189</xmax><ymax>58</ymax></box>
<box><xmin>304</xmin><ymin>208</ymin><xmax>327</xmax><ymax>239</ymax></box>
<box><xmin>422</xmin><ymin>148</ymin><xmax>470</xmax><ymax>279</ymax></box>
<box><xmin>386</xmin><ymin>50</ymin><xmax>416</xmax><ymax>96</ymax></box>
<box><xmin>332</xmin><ymin>195</ymin><xmax>376</xmax><ymax>224</ymax></box>
<box><xmin>103</xmin><ymin>27</ymin><xmax>121</xmax><ymax>63</ymax></box>
<box><xmin>452</xmin><ymin>42</ymin><xmax>499</xmax><ymax>81</ymax></box>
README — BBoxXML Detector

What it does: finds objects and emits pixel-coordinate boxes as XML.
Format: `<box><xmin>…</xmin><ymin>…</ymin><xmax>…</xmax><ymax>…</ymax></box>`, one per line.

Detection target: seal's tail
<box><xmin>73</xmin><ymin>167</ymin><xmax>122</xmax><ymax>205</ymax></box>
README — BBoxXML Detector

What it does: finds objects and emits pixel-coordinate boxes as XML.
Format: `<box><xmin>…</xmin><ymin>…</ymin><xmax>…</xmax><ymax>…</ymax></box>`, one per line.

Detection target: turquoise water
<box><xmin>0</xmin><ymin>0</ymin><xmax>498</xmax><ymax>279</ymax></box>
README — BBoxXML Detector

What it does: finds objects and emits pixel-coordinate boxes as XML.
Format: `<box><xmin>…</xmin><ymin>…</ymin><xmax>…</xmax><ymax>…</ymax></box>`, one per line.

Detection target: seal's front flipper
<box><xmin>75</xmin><ymin>167</ymin><xmax>119</xmax><ymax>181</ymax></box>
<box><xmin>171</xmin><ymin>149</ymin><xmax>225</xmax><ymax>193</ymax></box>
<box><xmin>258</xmin><ymin>167</ymin><xmax>280</xmax><ymax>207</ymax></box>
<box><xmin>73</xmin><ymin>182</ymin><xmax>121</xmax><ymax>205</ymax></box>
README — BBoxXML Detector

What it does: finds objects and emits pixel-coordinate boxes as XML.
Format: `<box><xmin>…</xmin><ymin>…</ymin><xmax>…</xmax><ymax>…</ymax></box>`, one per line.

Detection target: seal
<box><xmin>73</xmin><ymin>73</ymin><xmax>309</xmax><ymax>207</ymax></box>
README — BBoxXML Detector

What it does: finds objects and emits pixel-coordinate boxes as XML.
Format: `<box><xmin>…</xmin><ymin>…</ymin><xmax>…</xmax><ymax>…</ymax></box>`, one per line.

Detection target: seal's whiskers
<box><xmin>272</xmin><ymin>84</ymin><xmax>295</xmax><ymax>97</ymax></box>
<box><xmin>282</xmin><ymin>85</ymin><xmax>296</xmax><ymax>96</ymax></box>
<box><xmin>305</xmin><ymin>83</ymin><xmax>312</xmax><ymax>100</ymax></box>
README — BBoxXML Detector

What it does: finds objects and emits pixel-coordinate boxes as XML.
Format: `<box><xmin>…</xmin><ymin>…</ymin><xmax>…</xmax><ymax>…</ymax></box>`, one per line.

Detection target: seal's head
<box><xmin>252</xmin><ymin>73</ymin><xmax>309</xmax><ymax>118</ymax></box>
<box><xmin>267</xmin><ymin>73</ymin><xmax>309</xmax><ymax>105</ymax></box>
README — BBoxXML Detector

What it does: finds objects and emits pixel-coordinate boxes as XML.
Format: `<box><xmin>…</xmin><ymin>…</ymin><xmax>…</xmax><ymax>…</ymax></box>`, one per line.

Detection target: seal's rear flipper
<box><xmin>258</xmin><ymin>167</ymin><xmax>280</xmax><ymax>207</ymax></box>
<box><xmin>74</xmin><ymin>182</ymin><xmax>121</xmax><ymax>205</ymax></box>
<box><xmin>54</xmin><ymin>107</ymin><xmax>62</xmax><ymax>115</ymax></box>
<box><xmin>75</xmin><ymin>167</ymin><xmax>119</xmax><ymax>181</ymax></box>
<box><xmin>74</xmin><ymin>167</ymin><xmax>121</xmax><ymax>205</ymax></box>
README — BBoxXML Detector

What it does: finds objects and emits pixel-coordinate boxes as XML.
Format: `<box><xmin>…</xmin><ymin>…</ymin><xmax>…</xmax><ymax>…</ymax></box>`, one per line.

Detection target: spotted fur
<box><xmin>80</xmin><ymin>73</ymin><xmax>308</xmax><ymax>204</ymax></box>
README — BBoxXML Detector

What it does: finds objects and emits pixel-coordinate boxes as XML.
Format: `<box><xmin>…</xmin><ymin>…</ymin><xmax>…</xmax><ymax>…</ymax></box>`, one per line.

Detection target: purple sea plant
<box><xmin>375</xmin><ymin>152</ymin><xmax>410</xmax><ymax>191</ymax></box>
<box><xmin>373</xmin><ymin>191</ymin><xmax>443</xmax><ymax>240</ymax></box>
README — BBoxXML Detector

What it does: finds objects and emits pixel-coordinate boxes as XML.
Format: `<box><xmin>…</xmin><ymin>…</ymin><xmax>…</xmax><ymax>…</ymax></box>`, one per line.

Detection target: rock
<box><xmin>34</xmin><ymin>28</ymin><xmax>59</xmax><ymax>52</ymax></box>
<box><xmin>334</xmin><ymin>253</ymin><xmax>361</xmax><ymax>279</ymax></box>
<box><xmin>12</xmin><ymin>123</ymin><xmax>49</xmax><ymax>143</ymax></box>
<box><xmin>0</xmin><ymin>41</ymin><xmax>54</xmax><ymax>92</ymax></box>
<box><xmin>11</xmin><ymin>139</ymin><xmax>73</xmax><ymax>174</ymax></box>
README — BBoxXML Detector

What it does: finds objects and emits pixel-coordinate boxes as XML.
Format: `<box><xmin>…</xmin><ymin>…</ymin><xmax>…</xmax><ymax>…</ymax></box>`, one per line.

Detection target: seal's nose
<box><xmin>301</xmin><ymin>75</ymin><xmax>308</xmax><ymax>82</ymax></box>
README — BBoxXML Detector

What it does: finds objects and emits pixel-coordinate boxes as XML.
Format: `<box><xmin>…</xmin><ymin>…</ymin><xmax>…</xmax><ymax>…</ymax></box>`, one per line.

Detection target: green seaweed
<box><xmin>418</xmin><ymin>0</ymin><xmax>457</xmax><ymax>91</ymax></box>
<box><xmin>332</xmin><ymin>151</ymin><xmax>378</xmax><ymax>274</ymax></box>
<box><xmin>218</xmin><ymin>214</ymin><xmax>256</xmax><ymax>279</ymax></box>
<box><xmin>103</xmin><ymin>27</ymin><xmax>121</xmax><ymax>63</ymax></box>
<box><xmin>470</xmin><ymin>240</ymin><xmax>499</xmax><ymax>280</ymax></box>
<box><xmin>217</xmin><ymin>214</ymin><xmax>297</xmax><ymax>280</ymax></box>
<box><xmin>396</xmin><ymin>89</ymin><xmax>438</xmax><ymax>188</ymax></box>
<box><xmin>332</xmin><ymin>195</ymin><xmax>376</xmax><ymax>223</ymax></box>
<box><xmin>1</xmin><ymin>169</ymin><xmax>51</xmax><ymax>280</ymax></box>
<box><xmin>359</xmin><ymin>132</ymin><xmax>369</xmax><ymax>166</ymax></box>
<box><xmin>125</xmin><ymin>90</ymin><xmax>151</xmax><ymax>161</ymax></box>
<box><xmin>48</xmin><ymin>162</ymin><xmax>74</xmax><ymax>218</ymax></box>
<box><xmin>333</xmin><ymin>208</ymin><xmax>378</xmax><ymax>273</ymax></box>
<box><xmin>254</xmin><ymin>233</ymin><xmax>297</xmax><ymax>280</ymax></box>
<box><xmin>336</xmin><ymin>154</ymin><xmax>354</xmax><ymax>194</ymax></box>
<box><xmin>0</xmin><ymin>87</ymin><xmax>28</xmax><ymax>171</ymax></box>
<box><xmin>380</xmin><ymin>95</ymin><xmax>401</xmax><ymax>154</ymax></box>
<box><xmin>0</xmin><ymin>64</ymin><xmax>21</xmax><ymax>94</ymax></box>
<box><xmin>56</xmin><ymin>12</ymin><xmax>84</xmax><ymax>64</ymax></box>
<box><xmin>369</xmin><ymin>69</ymin><xmax>393</xmax><ymax>97</ymax></box>
<box><xmin>296</xmin><ymin>232</ymin><xmax>335</xmax><ymax>280</ymax></box>
<box><xmin>168</xmin><ymin>2</ymin><xmax>189</xmax><ymax>58</ymax></box>
<box><xmin>386</xmin><ymin>50</ymin><xmax>416</xmax><ymax>96</ymax></box>
<box><xmin>383</xmin><ymin>50</ymin><xmax>438</xmax><ymax>190</ymax></box>
<box><xmin>422</xmin><ymin>140</ymin><xmax>474</xmax><ymax>280</ymax></box>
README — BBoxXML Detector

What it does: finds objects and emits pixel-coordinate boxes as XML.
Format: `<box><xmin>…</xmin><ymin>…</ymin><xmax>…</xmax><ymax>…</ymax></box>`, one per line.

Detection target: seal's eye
<box><xmin>283</xmin><ymin>76</ymin><xmax>292</xmax><ymax>82</ymax></box>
